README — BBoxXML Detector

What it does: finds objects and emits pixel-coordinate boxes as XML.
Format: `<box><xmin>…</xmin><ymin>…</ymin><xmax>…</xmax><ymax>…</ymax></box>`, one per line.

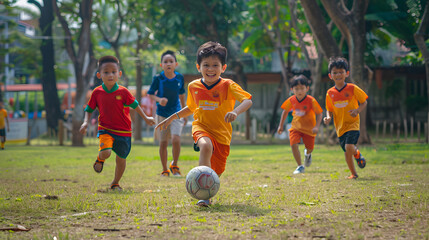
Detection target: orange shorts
<box><xmin>193</xmin><ymin>131</ymin><xmax>230</xmax><ymax>176</ymax></box>
<box><xmin>289</xmin><ymin>129</ymin><xmax>315</xmax><ymax>150</ymax></box>
<box><xmin>98</xmin><ymin>131</ymin><xmax>131</xmax><ymax>159</ymax></box>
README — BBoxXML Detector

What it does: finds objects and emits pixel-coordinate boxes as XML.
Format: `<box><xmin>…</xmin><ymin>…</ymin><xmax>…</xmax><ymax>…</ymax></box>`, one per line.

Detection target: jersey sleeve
<box><xmin>312</xmin><ymin>98</ymin><xmax>323</xmax><ymax>114</ymax></box>
<box><xmin>147</xmin><ymin>75</ymin><xmax>159</xmax><ymax>95</ymax></box>
<box><xmin>280</xmin><ymin>98</ymin><xmax>292</xmax><ymax>112</ymax></box>
<box><xmin>353</xmin><ymin>85</ymin><xmax>369</xmax><ymax>103</ymax></box>
<box><xmin>186</xmin><ymin>83</ymin><xmax>197</xmax><ymax>112</ymax></box>
<box><xmin>85</xmin><ymin>90</ymin><xmax>97</xmax><ymax>113</ymax></box>
<box><xmin>123</xmin><ymin>88</ymin><xmax>138</xmax><ymax>109</ymax></box>
<box><xmin>325</xmin><ymin>92</ymin><xmax>334</xmax><ymax>112</ymax></box>
<box><xmin>178</xmin><ymin>73</ymin><xmax>185</xmax><ymax>95</ymax></box>
<box><xmin>229</xmin><ymin>82</ymin><xmax>252</xmax><ymax>102</ymax></box>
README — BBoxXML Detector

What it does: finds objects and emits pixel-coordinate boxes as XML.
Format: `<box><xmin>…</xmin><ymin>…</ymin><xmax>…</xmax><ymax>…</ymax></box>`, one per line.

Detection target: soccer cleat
<box><xmin>169</xmin><ymin>162</ymin><xmax>182</xmax><ymax>176</ymax></box>
<box><xmin>355</xmin><ymin>153</ymin><xmax>366</xmax><ymax>169</ymax></box>
<box><xmin>293</xmin><ymin>165</ymin><xmax>305</xmax><ymax>174</ymax></box>
<box><xmin>110</xmin><ymin>184</ymin><xmax>123</xmax><ymax>191</ymax></box>
<box><xmin>304</xmin><ymin>149</ymin><xmax>312</xmax><ymax>167</ymax></box>
<box><xmin>347</xmin><ymin>174</ymin><xmax>358</xmax><ymax>179</ymax></box>
<box><xmin>196</xmin><ymin>199</ymin><xmax>212</xmax><ymax>207</ymax></box>
<box><xmin>93</xmin><ymin>158</ymin><xmax>105</xmax><ymax>173</ymax></box>
<box><xmin>161</xmin><ymin>170</ymin><xmax>170</xmax><ymax>177</ymax></box>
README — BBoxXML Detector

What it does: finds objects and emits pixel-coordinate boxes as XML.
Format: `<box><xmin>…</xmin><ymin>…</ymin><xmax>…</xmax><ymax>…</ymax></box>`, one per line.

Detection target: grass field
<box><xmin>0</xmin><ymin>142</ymin><xmax>428</xmax><ymax>239</ymax></box>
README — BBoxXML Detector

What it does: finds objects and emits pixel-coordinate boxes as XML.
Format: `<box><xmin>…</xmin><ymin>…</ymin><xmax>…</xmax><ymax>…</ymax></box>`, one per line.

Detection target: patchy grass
<box><xmin>0</xmin><ymin>142</ymin><xmax>428</xmax><ymax>239</ymax></box>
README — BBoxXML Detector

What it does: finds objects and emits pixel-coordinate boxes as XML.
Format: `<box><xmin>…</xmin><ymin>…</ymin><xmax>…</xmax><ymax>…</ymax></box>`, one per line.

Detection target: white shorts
<box><xmin>156</xmin><ymin>115</ymin><xmax>184</xmax><ymax>141</ymax></box>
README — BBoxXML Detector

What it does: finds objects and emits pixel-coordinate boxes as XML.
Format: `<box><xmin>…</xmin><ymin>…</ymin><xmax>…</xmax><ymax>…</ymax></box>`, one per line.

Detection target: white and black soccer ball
<box><xmin>185</xmin><ymin>166</ymin><xmax>220</xmax><ymax>200</ymax></box>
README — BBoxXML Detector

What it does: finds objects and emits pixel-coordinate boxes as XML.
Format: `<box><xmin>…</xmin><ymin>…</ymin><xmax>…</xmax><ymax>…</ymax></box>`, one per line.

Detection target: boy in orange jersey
<box><xmin>0</xmin><ymin>102</ymin><xmax>10</xmax><ymax>150</ymax></box>
<box><xmin>80</xmin><ymin>56</ymin><xmax>155</xmax><ymax>190</ymax></box>
<box><xmin>277</xmin><ymin>75</ymin><xmax>323</xmax><ymax>174</ymax></box>
<box><xmin>156</xmin><ymin>42</ymin><xmax>253</xmax><ymax>207</ymax></box>
<box><xmin>323</xmin><ymin>57</ymin><xmax>368</xmax><ymax>179</ymax></box>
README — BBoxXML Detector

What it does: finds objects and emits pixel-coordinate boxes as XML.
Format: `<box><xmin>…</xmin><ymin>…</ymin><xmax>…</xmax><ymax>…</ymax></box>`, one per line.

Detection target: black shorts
<box><xmin>0</xmin><ymin>128</ymin><xmax>5</xmax><ymax>137</ymax></box>
<box><xmin>97</xmin><ymin>130</ymin><xmax>132</xmax><ymax>159</ymax></box>
<box><xmin>339</xmin><ymin>130</ymin><xmax>360</xmax><ymax>152</ymax></box>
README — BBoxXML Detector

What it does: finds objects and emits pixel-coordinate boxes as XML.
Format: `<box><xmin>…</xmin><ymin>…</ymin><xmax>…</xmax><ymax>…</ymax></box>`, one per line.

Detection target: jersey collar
<box><xmin>295</xmin><ymin>94</ymin><xmax>308</xmax><ymax>103</ymax></box>
<box><xmin>102</xmin><ymin>83</ymin><xmax>119</xmax><ymax>93</ymax></box>
<box><xmin>335</xmin><ymin>83</ymin><xmax>347</xmax><ymax>92</ymax></box>
<box><xmin>201</xmin><ymin>78</ymin><xmax>221</xmax><ymax>90</ymax></box>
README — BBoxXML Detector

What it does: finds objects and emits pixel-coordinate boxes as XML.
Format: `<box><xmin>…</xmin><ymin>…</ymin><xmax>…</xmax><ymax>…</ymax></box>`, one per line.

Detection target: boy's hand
<box><xmin>224</xmin><ymin>111</ymin><xmax>237</xmax><ymax>123</ymax></box>
<box><xmin>156</xmin><ymin>117</ymin><xmax>173</xmax><ymax>131</ymax></box>
<box><xmin>312</xmin><ymin>127</ymin><xmax>319</xmax><ymax>134</ymax></box>
<box><xmin>145</xmin><ymin>116</ymin><xmax>155</xmax><ymax>126</ymax></box>
<box><xmin>277</xmin><ymin>126</ymin><xmax>284</xmax><ymax>134</ymax></box>
<box><xmin>323</xmin><ymin>116</ymin><xmax>331</xmax><ymax>125</ymax></box>
<box><xmin>159</xmin><ymin>98</ymin><xmax>168</xmax><ymax>106</ymax></box>
<box><xmin>79</xmin><ymin>122</ymin><xmax>88</xmax><ymax>134</ymax></box>
<box><xmin>348</xmin><ymin>109</ymin><xmax>359</xmax><ymax>117</ymax></box>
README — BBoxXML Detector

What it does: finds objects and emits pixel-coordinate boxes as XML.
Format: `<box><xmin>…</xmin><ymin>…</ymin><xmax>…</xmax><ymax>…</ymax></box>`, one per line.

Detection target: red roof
<box><xmin>1</xmin><ymin>83</ymin><xmax>76</xmax><ymax>92</ymax></box>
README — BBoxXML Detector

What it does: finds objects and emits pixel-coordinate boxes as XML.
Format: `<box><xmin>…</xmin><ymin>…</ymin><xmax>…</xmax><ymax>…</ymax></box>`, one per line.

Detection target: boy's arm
<box><xmin>179</xmin><ymin>94</ymin><xmax>188</xmax><ymax>125</ymax></box>
<box><xmin>134</xmin><ymin>105</ymin><xmax>155</xmax><ymax>126</ymax></box>
<box><xmin>313</xmin><ymin>113</ymin><xmax>323</xmax><ymax>133</ymax></box>
<box><xmin>149</xmin><ymin>94</ymin><xmax>168</xmax><ymax>107</ymax></box>
<box><xmin>225</xmin><ymin>99</ymin><xmax>252</xmax><ymax>123</ymax></box>
<box><xmin>79</xmin><ymin>111</ymin><xmax>92</xmax><ymax>134</ymax></box>
<box><xmin>277</xmin><ymin>110</ymin><xmax>288</xmax><ymax>134</ymax></box>
<box><xmin>156</xmin><ymin>106</ymin><xmax>193</xmax><ymax>131</ymax></box>
<box><xmin>323</xmin><ymin>111</ymin><xmax>332</xmax><ymax>125</ymax></box>
<box><xmin>349</xmin><ymin>100</ymin><xmax>367</xmax><ymax>117</ymax></box>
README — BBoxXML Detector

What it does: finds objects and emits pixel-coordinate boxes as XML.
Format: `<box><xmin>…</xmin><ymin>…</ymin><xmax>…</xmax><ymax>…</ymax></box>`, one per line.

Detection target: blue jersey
<box><xmin>148</xmin><ymin>71</ymin><xmax>185</xmax><ymax>118</ymax></box>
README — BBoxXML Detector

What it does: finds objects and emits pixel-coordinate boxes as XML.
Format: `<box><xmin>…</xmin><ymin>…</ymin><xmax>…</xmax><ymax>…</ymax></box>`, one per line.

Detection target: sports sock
<box><xmin>354</xmin><ymin>149</ymin><xmax>361</xmax><ymax>159</ymax></box>
<box><xmin>97</xmin><ymin>156</ymin><xmax>105</xmax><ymax>163</ymax></box>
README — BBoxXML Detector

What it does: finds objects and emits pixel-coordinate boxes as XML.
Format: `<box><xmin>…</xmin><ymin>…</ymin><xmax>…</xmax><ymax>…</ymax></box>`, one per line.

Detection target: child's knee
<box><xmin>99</xmin><ymin>150</ymin><xmax>111</xmax><ymax>159</ymax></box>
<box><xmin>345</xmin><ymin>144</ymin><xmax>355</xmax><ymax>153</ymax></box>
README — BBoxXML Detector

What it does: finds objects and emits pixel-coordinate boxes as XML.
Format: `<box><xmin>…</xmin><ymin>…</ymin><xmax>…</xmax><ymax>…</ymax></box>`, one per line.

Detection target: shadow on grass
<box><xmin>197</xmin><ymin>203</ymin><xmax>272</xmax><ymax>216</ymax></box>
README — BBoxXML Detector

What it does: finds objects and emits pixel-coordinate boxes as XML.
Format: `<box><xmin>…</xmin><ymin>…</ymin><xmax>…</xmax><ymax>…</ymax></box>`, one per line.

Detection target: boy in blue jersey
<box><xmin>149</xmin><ymin>50</ymin><xmax>187</xmax><ymax>176</ymax></box>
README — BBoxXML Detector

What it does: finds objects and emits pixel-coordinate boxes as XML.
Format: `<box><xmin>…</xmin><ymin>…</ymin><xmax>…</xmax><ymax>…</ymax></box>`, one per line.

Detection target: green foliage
<box><xmin>406</xmin><ymin>94</ymin><xmax>428</xmax><ymax>114</ymax></box>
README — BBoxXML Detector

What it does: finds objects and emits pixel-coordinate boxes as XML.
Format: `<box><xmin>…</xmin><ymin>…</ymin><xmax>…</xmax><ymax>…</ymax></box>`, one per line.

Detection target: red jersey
<box><xmin>281</xmin><ymin>95</ymin><xmax>323</xmax><ymax>136</ymax></box>
<box><xmin>326</xmin><ymin>83</ymin><xmax>368</xmax><ymax>137</ymax></box>
<box><xmin>85</xmin><ymin>83</ymin><xmax>139</xmax><ymax>137</ymax></box>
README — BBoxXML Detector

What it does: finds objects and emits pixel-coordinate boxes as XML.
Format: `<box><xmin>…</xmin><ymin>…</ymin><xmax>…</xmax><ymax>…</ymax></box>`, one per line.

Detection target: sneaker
<box><xmin>293</xmin><ymin>165</ymin><xmax>305</xmax><ymax>174</ymax></box>
<box><xmin>161</xmin><ymin>170</ymin><xmax>170</xmax><ymax>177</ymax></box>
<box><xmin>347</xmin><ymin>174</ymin><xmax>358</xmax><ymax>179</ymax></box>
<box><xmin>304</xmin><ymin>149</ymin><xmax>312</xmax><ymax>167</ymax></box>
<box><xmin>169</xmin><ymin>162</ymin><xmax>182</xmax><ymax>176</ymax></box>
<box><xmin>355</xmin><ymin>153</ymin><xmax>366</xmax><ymax>169</ymax></box>
<box><xmin>196</xmin><ymin>199</ymin><xmax>211</xmax><ymax>207</ymax></box>
<box><xmin>110</xmin><ymin>184</ymin><xmax>123</xmax><ymax>191</ymax></box>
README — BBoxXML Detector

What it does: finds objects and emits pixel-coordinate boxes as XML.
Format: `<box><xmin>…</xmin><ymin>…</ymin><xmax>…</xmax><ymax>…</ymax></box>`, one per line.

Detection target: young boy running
<box><xmin>323</xmin><ymin>57</ymin><xmax>368</xmax><ymax>179</ymax></box>
<box><xmin>80</xmin><ymin>56</ymin><xmax>155</xmax><ymax>190</ymax></box>
<box><xmin>156</xmin><ymin>41</ymin><xmax>253</xmax><ymax>207</ymax></box>
<box><xmin>277</xmin><ymin>75</ymin><xmax>323</xmax><ymax>174</ymax></box>
<box><xmin>148</xmin><ymin>50</ymin><xmax>186</xmax><ymax>177</ymax></box>
<box><xmin>0</xmin><ymin>102</ymin><xmax>10</xmax><ymax>150</ymax></box>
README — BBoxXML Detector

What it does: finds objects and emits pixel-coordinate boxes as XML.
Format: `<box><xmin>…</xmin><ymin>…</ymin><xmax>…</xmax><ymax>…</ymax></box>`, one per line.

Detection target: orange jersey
<box><xmin>281</xmin><ymin>95</ymin><xmax>322</xmax><ymax>137</ymax></box>
<box><xmin>0</xmin><ymin>109</ymin><xmax>7</xmax><ymax>129</ymax></box>
<box><xmin>187</xmin><ymin>78</ymin><xmax>252</xmax><ymax>145</ymax></box>
<box><xmin>326</xmin><ymin>83</ymin><xmax>368</xmax><ymax>137</ymax></box>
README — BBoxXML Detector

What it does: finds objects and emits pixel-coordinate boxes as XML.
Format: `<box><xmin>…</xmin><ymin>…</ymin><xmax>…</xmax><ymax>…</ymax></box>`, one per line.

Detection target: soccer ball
<box><xmin>185</xmin><ymin>166</ymin><xmax>220</xmax><ymax>200</ymax></box>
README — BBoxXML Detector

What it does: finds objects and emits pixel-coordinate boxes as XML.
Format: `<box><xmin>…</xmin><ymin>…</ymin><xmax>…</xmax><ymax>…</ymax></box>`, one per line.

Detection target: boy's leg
<box><xmin>197</xmin><ymin>136</ymin><xmax>213</xmax><ymax>167</ymax></box>
<box><xmin>291</xmin><ymin>143</ymin><xmax>302</xmax><ymax>166</ymax></box>
<box><xmin>159</xmin><ymin>140</ymin><xmax>169</xmax><ymax>172</ymax></box>
<box><xmin>302</xmin><ymin>134</ymin><xmax>315</xmax><ymax>167</ymax></box>
<box><xmin>95</xmin><ymin>134</ymin><xmax>114</xmax><ymax>173</ymax></box>
<box><xmin>111</xmin><ymin>155</ymin><xmax>126</xmax><ymax>187</ymax></box>
<box><xmin>353</xmin><ymin>146</ymin><xmax>366</xmax><ymax>168</ymax></box>
<box><xmin>171</xmin><ymin>135</ymin><xmax>181</xmax><ymax>166</ymax></box>
<box><xmin>345</xmin><ymin>144</ymin><xmax>358</xmax><ymax>176</ymax></box>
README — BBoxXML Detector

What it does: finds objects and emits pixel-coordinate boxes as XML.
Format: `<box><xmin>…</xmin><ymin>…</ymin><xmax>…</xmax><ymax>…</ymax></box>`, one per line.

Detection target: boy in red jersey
<box><xmin>323</xmin><ymin>57</ymin><xmax>368</xmax><ymax>179</ymax></box>
<box><xmin>156</xmin><ymin>42</ymin><xmax>253</xmax><ymax>207</ymax></box>
<box><xmin>79</xmin><ymin>56</ymin><xmax>155</xmax><ymax>190</ymax></box>
<box><xmin>277</xmin><ymin>75</ymin><xmax>323</xmax><ymax>174</ymax></box>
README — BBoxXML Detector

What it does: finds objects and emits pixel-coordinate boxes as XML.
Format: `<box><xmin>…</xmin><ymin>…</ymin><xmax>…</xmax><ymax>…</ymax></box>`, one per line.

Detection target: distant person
<box><xmin>79</xmin><ymin>56</ymin><xmax>155</xmax><ymax>190</ymax></box>
<box><xmin>148</xmin><ymin>50</ymin><xmax>187</xmax><ymax>177</ymax></box>
<box><xmin>277</xmin><ymin>75</ymin><xmax>323</xmax><ymax>174</ymax></box>
<box><xmin>156</xmin><ymin>42</ymin><xmax>253</xmax><ymax>207</ymax></box>
<box><xmin>0</xmin><ymin>102</ymin><xmax>10</xmax><ymax>150</ymax></box>
<box><xmin>323</xmin><ymin>57</ymin><xmax>368</xmax><ymax>179</ymax></box>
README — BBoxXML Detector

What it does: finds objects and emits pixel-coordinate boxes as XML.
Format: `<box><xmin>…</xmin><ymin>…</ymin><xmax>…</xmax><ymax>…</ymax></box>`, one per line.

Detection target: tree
<box><xmin>52</xmin><ymin>0</ymin><xmax>97</xmax><ymax>146</ymax></box>
<box><xmin>413</xmin><ymin>3</ymin><xmax>429</xmax><ymax>143</ymax></box>
<box><xmin>28</xmin><ymin>0</ymin><xmax>62</xmax><ymax>132</ymax></box>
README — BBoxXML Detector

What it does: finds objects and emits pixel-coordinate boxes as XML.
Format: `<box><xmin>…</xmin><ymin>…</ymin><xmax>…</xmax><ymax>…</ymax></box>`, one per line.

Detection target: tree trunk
<box><xmin>134</xmin><ymin>58</ymin><xmax>143</xmax><ymax>141</ymax></box>
<box><xmin>31</xmin><ymin>0</ymin><xmax>62</xmax><ymax>131</ymax></box>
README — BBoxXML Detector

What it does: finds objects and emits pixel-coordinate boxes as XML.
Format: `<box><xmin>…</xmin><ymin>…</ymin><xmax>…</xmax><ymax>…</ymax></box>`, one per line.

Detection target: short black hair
<box><xmin>197</xmin><ymin>41</ymin><xmax>227</xmax><ymax>65</ymax></box>
<box><xmin>161</xmin><ymin>50</ymin><xmax>177</xmax><ymax>62</ymax></box>
<box><xmin>98</xmin><ymin>56</ymin><xmax>119</xmax><ymax>71</ymax></box>
<box><xmin>328</xmin><ymin>57</ymin><xmax>349</xmax><ymax>72</ymax></box>
<box><xmin>290</xmin><ymin>75</ymin><xmax>310</xmax><ymax>88</ymax></box>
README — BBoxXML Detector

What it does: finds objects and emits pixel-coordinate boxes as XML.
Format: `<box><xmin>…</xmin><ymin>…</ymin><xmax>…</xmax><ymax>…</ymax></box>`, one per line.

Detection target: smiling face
<box><xmin>197</xmin><ymin>55</ymin><xmax>227</xmax><ymax>86</ymax></box>
<box><xmin>97</xmin><ymin>62</ymin><xmax>122</xmax><ymax>90</ymax></box>
<box><xmin>160</xmin><ymin>54</ymin><xmax>178</xmax><ymax>75</ymax></box>
<box><xmin>291</xmin><ymin>84</ymin><xmax>309</xmax><ymax>100</ymax></box>
<box><xmin>329</xmin><ymin>67</ymin><xmax>349</xmax><ymax>87</ymax></box>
